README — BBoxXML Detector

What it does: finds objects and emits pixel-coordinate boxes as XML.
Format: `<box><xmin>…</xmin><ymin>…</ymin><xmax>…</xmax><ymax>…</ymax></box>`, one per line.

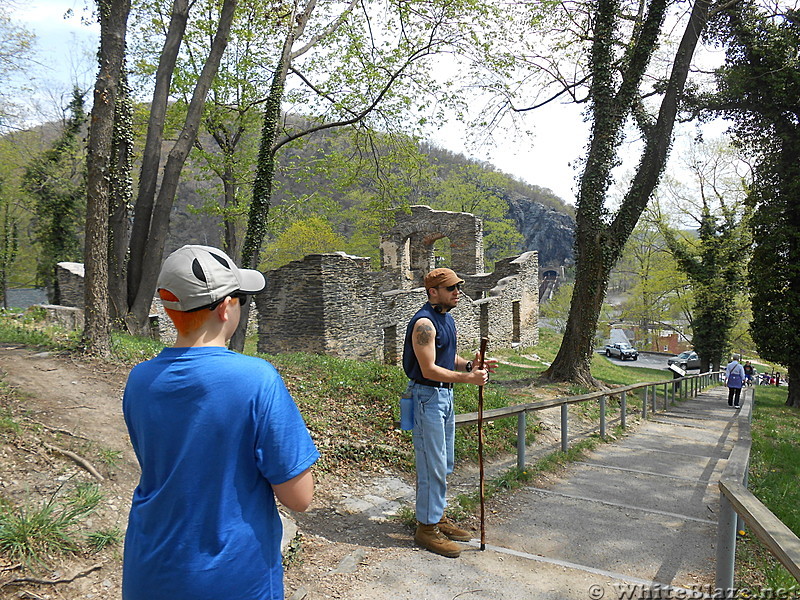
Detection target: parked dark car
<box><xmin>605</xmin><ymin>342</ymin><xmax>639</xmax><ymax>361</ymax></box>
<box><xmin>667</xmin><ymin>351</ymin><xmax>701</xmax><ymax>370</ymax></box>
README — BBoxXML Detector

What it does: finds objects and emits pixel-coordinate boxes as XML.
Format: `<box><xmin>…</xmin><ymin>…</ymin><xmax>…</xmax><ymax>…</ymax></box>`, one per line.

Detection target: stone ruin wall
<box><xmin>52</xmin><ymin>205</ymin><xmax>540</xmax><ymax>362</ymax></box>
<box><xmin>258</xmin><ymin>205</ymin><xmax>539</xmax><ymax>364</ymax></box>
<box><xmin>56</xmin><ymin>262</ymin><xmax>85</xmax><ymax>308</ymax></box>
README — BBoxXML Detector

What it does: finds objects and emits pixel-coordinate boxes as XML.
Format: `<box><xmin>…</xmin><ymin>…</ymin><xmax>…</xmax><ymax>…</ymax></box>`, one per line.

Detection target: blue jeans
<box><xmin>411</xmin><ymin>381</ymin><xmax>455</xmax><ymax>525</ymax></box>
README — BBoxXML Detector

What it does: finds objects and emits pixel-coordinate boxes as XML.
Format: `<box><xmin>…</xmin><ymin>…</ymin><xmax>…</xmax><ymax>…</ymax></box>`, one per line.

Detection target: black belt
<box><xmin>413</xmin><ymin>378</ymin><xmax>453</xmax><ymax>389</ymax></box>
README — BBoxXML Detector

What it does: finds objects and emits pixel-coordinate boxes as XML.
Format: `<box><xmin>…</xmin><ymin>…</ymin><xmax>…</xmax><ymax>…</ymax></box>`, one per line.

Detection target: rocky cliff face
<box><xmin>506</xmin><ymin>195</ymin><xmax>575</xmax><ymax>268</ymax></box>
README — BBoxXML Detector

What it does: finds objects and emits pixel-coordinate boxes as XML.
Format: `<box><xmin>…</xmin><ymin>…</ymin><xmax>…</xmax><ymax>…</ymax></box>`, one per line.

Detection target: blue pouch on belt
<box><xmin>400</xmin><ymin>384</ymin><xmax>414</xmax><ymax>430</ymax></box>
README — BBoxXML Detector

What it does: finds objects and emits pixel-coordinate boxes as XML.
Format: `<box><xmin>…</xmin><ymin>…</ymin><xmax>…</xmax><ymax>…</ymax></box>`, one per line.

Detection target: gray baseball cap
<box><xmin>157</xmin><ymin>245</ymin><xmax>266</xmax><ymax>311</ymax></box>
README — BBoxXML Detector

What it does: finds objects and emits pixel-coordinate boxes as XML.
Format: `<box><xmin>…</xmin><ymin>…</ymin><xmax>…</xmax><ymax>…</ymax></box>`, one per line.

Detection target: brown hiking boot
<box><xmin>437</xmin><ymin>517</ymin><xmax>472</xmax><ymax>541</ymax></box>
<box><xmin>414</xmin><ymin>523</ymin><xmax>462</xmax><ymax>557</ymax></box>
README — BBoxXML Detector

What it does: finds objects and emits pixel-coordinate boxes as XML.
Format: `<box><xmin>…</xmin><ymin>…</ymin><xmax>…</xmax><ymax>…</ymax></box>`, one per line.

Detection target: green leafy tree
<box><xmin>0</xmin><ymin>129</ymin><xmax>50</xmax><ymax>290</ymax></box>
<box><xmin>0</xmin><ymin>4</ymin><xmax>36</xmax><ymax>128</ymax></box>
<box><xmin>432</xmin><ymin>164</ymin><xmax>522</xmax><ymax>268</ymax></box>
<box><xmin>22</xmin><ymin>89</ymin><xmax>87</xmax><ymax>304</ymax></box>
<box><xmin>615</xmin><ymin>215</ymin><xmax>691</xmax><ymax>350</ymax></box>
<box><xmin>131</xmin><ymin>0</ymin><xmax>283</xmax><ymax>262</ymax></box>
<box><xmin>262</xmin><ymin>216</ymin><xmax>346</xmax><ymax>271</ymax></box>
<box><xmin>467</xmin><ymin>0</ymin><xmax>732</xmax><ymax>386</ymax></box>
<box><xmin>704</xmin><ymin>3</ymin><xmax>800</xmax><ymax>405</ymax></box>
<box><xmin>0</xmin><ymin>189</ymin><xmax>18</xmax><ymax>308</ymax></box>
<box><xmin>661</xmin><ymin>201</ymin><xmax>751</xmax><ymax>372</ymax></box>
<box><xmin>541</xmin><ymin>283</ymin><xmax>574</xmax><ymax>334</ymax></box>
<box><xmin>123</xmin><ymin>0</ymin><xmax>239</xmax><ymax>335</ymax></box>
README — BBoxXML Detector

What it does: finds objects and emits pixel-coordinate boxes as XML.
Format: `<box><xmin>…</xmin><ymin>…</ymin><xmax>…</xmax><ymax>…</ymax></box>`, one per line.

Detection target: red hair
<box><xmin>158</xmin><ymin>289</ymin><xmax>213</xmax><ymax>336</ymax></box>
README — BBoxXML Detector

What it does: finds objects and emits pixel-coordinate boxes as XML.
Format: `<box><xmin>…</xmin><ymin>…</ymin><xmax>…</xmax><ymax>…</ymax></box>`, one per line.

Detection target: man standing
<box><xmin>122</xmin><ymin>245</ymin><xmax>319</xmax><ymax>600</ymax></box>
<box><xmin>402</xmin><ymin>267</ymin><xmax>497</xmax><ymax>558</ymax></box>
<box><xmin>724</xmin><ymin>353</ymin><xmax>746</xmax><ymax>409</ymax></box>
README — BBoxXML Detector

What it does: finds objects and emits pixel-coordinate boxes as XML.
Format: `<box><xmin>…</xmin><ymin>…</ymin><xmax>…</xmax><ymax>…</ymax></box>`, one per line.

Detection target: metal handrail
<box><xmin>716</xmin><ymin>387</ymin><xmax>800</xmax><ymax>588</ymax></box>
<box><xmin>455</xmin><ymin>370</ymin><xmax>721</xmax><ymax>470</ymax></box>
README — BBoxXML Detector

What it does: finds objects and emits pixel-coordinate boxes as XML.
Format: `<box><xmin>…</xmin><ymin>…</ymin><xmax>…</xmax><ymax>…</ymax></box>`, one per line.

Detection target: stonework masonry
<box><xmin>55</xmin><ymin>262</ymin><xmax>85</xmax><ymax>308</ymax></box>
<box><xmin>257</xmin><ymin>205</ymin><xmax>539</xmax><ymax>364</ymax></box>
<box><xmin>53</xmin><ymin>205</ymin><xmax>540</xmax><ymax>364</ymax></box>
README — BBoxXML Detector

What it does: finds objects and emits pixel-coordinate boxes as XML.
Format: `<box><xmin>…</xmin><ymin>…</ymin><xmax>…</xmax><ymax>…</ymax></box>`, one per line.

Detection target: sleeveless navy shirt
<box><xmin>402</xmin><ymin>302</ymin><xmax>457</xmax><ymax>382</ymax></box>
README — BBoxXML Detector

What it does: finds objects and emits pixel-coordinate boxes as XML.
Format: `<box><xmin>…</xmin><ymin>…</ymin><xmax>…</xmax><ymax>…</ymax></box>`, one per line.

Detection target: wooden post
<box><xmin>642</xmin><ymin>387</ymin><xmax>648</xmax><ymax>419</ymax></box>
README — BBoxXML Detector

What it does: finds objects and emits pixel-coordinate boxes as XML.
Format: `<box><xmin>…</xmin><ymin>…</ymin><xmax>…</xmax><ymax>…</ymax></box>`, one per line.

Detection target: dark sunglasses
<box><xmin>439</xmin><ymin>283</ymin><xmax>463</xmax><ymax>292</ymax></box>
<box><xmin>189</xmin><ymin>291</ymin><xmax>249</xmax><ymax>312</ymax></box>
<box><xmin>230</xmin><ymin>292</ymin><xmax>249</xmax><ymax>306</ymax></box>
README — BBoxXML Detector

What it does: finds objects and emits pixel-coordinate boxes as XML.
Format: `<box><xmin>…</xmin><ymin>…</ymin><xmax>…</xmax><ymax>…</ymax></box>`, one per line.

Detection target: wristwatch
<box><xmin>465</xmin><ymin>361</ymin><xmax>473</xmax><ymax>372</ymax></box>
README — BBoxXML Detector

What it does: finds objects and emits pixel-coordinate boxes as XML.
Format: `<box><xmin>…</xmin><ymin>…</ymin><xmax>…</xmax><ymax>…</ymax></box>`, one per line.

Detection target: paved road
<box><xmin>601</xmin><ymin>350</ymin><xmax>701</xmax><ymax>374</ymax></box>
<box><xmin>300</xmin><ymin>384</ymin><xmax>744</xmax><ymax>600</ymax></box>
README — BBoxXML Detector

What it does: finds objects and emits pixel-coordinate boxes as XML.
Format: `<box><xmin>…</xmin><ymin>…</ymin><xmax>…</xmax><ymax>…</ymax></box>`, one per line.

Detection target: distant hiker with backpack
<box><xmin>725</xmin><ymin>354</ymin><xmax>746</xmax><ymax>409</ymax></box>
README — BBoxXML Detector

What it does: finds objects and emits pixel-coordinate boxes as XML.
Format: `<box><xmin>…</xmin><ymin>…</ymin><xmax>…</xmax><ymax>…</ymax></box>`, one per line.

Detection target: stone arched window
<box><xmin>380</xmin><ymin>205</ymin><xmax>484</xmax><ymax>288</ymax></box>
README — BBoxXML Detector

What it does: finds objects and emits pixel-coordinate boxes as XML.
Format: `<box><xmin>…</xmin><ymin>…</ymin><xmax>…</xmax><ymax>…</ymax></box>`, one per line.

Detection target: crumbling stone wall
<box><xmin>257</xmin><ymin>252</ymin><xmax>378</xmax><ymax>358</ymax></box>
<box><xmin>380</xmin><ymin>205</ymin><xmax>484</xmax><ymax>289</ymax></box>
<box><xmin>258</xmin><ymin>205</ymin><xmax>539</xmax><ymax>363</ymax></box>
<box><xmin>55</xmin><ymin>262</ymin><xmax>85</xmax><ymax>308</ymax></box>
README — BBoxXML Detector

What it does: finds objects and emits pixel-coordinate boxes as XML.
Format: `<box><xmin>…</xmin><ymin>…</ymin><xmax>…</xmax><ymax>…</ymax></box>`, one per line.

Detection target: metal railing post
<box><xmin>642</xmin><ymin>387</ymin><xmax>648</xmax><ymax>419</ymax></box>
<box><xmin>715</xmin><ymin>491</ymin><xmax>737</xmax><ymax>597</ymax></box>
<box><xmin>517</xmin><ymin>412</ymin><xmax>526</xmax><ymax>470</ymax></box>
<box><xmin>561</xmin><ymin>403</ymin><xmax>568</xmax><ymax>452</ymax></box>
<box><xmin>600</xmin><ymin>395</ymin><xmax>606</xmax><ymax>438</ymax></box>
<box><xmin>621</xmin><ymin>391</ymin><xmax>627</xmax><ymax>429</ymax></box>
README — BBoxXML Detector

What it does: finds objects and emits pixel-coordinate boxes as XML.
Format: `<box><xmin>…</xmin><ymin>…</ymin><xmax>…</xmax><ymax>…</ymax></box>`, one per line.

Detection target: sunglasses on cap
<box><xmin>187</xmin><ymin>291</ymin><xmax>249</xmax><ymax>312</ymax></box>
<box><xmin>439</xmin><ymin>283</ymin><xmax>463</xmax><ymax>292</ymax></box>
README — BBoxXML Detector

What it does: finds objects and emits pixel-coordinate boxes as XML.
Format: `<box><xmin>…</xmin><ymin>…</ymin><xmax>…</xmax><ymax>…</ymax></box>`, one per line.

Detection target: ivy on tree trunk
<box><xmin>545</xmin><ymin>0</ymin><xmax>717</xmax><ymax>385</ymax></box>
<box><xmin>84</xmin><ymin>0</ymin><xmax>131</xmax><ymax>356</ymax></box>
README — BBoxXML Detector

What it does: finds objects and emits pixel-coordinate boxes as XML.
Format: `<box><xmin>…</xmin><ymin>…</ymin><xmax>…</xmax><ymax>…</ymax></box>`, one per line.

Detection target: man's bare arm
<box><xmin>411</xmin><ymin>318</ymin><xmax>490</xmax><ymax>385</ymax></box>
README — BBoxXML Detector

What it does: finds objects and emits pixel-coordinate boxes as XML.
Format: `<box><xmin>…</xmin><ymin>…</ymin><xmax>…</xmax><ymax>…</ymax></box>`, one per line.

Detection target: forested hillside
<box><xmin>3</xmin><ymin>112</ymin><xmax>575</xmax><ymax>298</ymax></box>
<box><xmin>168</xmin><ymin>124</ymin><xmax>576</xmax><ymax>270</ymax></box>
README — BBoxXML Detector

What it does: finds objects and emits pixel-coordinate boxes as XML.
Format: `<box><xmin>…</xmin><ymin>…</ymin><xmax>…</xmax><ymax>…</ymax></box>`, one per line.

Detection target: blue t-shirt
<box><xmin>122</xmin><ymin>346</ymin><xmax>319</xmax><ymax>600</ymax></box>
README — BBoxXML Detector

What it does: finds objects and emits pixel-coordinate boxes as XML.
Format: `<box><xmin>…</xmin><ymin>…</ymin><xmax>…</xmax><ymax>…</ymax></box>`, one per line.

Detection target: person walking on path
<box><xmin>725</xmin><ymin>353</ymin><xmax>746</xmax><ymax>409</ymax></box>
<box><xmin>402</xmin><ymin>267</ymin><xmax>497</xmax><ymax>558</ymax></box>
<box><xmin>122</xmin><ymin>245</ymin><xmax>320</xmax><ymax>600</ymax></box>
<box><xmin>743</xmin><ymin>361</ymin><xmax>755</xmax><ymax>385</ymax></box>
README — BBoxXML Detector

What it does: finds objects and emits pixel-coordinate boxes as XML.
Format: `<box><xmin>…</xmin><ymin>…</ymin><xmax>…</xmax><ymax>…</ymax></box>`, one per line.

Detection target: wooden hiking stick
<box><xmin>477</xmin><ymin>337</ymin><xmax>488</xmax><ymax>551</ymax></box>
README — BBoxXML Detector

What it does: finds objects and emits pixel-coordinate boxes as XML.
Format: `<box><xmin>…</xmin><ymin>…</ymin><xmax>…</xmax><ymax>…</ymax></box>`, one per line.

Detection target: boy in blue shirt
<box><xmin>122</xmin><ymin>245</ymin><xmax>319</xmax><ymax>600</ymax></box>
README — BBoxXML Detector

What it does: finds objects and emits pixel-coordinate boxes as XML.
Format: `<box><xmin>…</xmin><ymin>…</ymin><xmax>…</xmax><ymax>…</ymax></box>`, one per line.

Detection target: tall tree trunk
<box><xmin>83</xmin><ymin>0</ymin><xmax>131</xmax><ymax>356</ymax></box>
<box><xmin>108</xmin><ymin>71</ymin><xmax>134</xmax><ymax>325</ymax></box>
<box><xmin>787</xmin><ymin>364</ymin><xmax>800</xmax><ymax>408</ymax></box>
<box><xmin>126</xmin><ymin>0</ymin><xmax>190</xmax><ymax>310</ymax></box>
<box><xmin>229</xmin><ymin>5</ymin><xmax>312</xmax><ymax>352</ymax></box>
<box><xmin>545</xmin><ymin>0</ymin><xmax>714</xmax><ymax>384</ymax></box>
<box><xmin>125</xmin><ymin>0</ymin><xmax>239</xmax><ymax>334</ymax></box>
<box><xmin>222</xmin><ymin>170</ymin><xmax>242</xmax><ymax>260</ymax></box>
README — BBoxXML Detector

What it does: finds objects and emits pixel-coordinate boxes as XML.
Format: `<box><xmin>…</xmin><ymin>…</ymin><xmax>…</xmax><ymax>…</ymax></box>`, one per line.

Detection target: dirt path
<box><xmin>0</xmin><ymin>346</ymin><xmax>583</xmax><ymax>599</ymax></box>
<box><xmin>0</xmin><ymin>347</ymin><xmax>441</xmax><ymax>599</ymax></box>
